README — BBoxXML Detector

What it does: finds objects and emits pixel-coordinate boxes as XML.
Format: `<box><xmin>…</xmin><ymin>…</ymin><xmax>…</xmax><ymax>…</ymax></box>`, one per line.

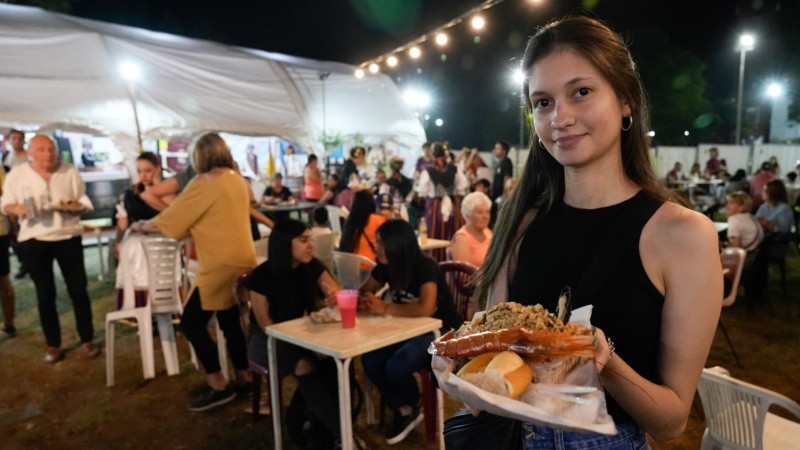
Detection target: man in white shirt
<box><xmin>1</xmin><ymin>135</ymin><xmax>97</xmax><ymax>363</ymax></box>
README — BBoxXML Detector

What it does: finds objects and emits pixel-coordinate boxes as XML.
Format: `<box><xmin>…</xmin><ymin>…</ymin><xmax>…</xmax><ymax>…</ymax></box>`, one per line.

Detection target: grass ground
<box><xmin>0</xmin><ymin>244</ymin><xmax>798</xmax><ymax>449</ymax></box>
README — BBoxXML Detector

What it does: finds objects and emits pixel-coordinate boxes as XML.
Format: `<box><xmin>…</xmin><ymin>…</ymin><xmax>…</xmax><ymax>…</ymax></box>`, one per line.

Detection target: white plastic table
<box><xmin>266</xmin><ymin>314</ymin><xmax>443</xmax><ymax>450</ymax></box>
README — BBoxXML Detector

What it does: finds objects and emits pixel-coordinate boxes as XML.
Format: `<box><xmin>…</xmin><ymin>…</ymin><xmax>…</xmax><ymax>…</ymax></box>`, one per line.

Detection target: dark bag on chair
<box><xmin>444</xmin><ymin>409</ymin><xmax>522</xmax><ymax>449</ymax></box>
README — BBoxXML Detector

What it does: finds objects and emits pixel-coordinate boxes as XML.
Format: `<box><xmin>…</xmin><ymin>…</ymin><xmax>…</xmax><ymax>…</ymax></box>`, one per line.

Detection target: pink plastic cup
<box><xmin>335</xmin><ymin>289</ymin><xmax>359</xmax><ymax>329</ymax></box>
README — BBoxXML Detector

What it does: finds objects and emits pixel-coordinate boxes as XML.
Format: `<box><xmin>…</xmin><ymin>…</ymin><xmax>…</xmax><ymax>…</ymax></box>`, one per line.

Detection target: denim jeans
<box><xmin>361</xmin><ymin>332</ymin><xmax>434</xmax><ymax>410</ymax></box>
<box><xmin>521</xmin><ymin>421</ymin><xmax>650</xmax><ymax>450</ymax></box>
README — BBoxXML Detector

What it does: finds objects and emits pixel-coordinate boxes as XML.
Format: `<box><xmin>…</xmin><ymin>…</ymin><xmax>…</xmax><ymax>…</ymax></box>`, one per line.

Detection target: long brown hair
<box><xmin>474</xmin><ymin>16</ymin><xmax>673</xmax><ymax>306</ymax></box>
<box><xmin>191</xmin><ymin>132</ymin><xmax>234</xmax><ymax>174</ymax></box>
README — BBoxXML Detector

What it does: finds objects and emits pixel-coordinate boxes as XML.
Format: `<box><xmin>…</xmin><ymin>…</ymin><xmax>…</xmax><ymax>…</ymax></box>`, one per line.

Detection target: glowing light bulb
<box><xmin>369</xmin><ymin>63</ymin><xmax>379</xmax><ymax>74</ymax></box>
<box><xmin>409</xmin><ymin>47</ymin><xmax>421</xmax><ymax>59</ymax></box>
<box><xmin>387</xmin><ymin>56</ymin><xmax>398</xmax><ymax>67</ymax></box>
<box><xmin>435</xmin><ymin>33</ymin><xmax>448</xmax><ymax>46</ymax></box>
<box><xmin>471</xmin><ymin>16</ymin><xmax>485</xmax><ymax>30</ymax></box>
<box><xmin>354</xmin><ymin>69</ymin><xmax>365</xmax><ymax>78</ymax></box>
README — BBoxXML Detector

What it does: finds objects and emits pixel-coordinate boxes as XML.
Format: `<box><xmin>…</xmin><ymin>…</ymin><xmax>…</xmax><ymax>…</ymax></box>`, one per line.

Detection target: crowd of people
<box><xmin>4</xmin><ymin>14</ymin><xmax>797</xmax><ymax>450</ymax></box>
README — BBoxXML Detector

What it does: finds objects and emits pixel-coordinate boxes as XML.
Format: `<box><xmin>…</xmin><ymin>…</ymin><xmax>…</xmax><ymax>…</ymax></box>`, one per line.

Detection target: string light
<box><xmin>354</xmin><ymin>68</ymin><xmax>365</xmax><ymax>78</ymax></box>
<box><xmin>356</xmin><ymin>0</ymin><xmax>508</xmax><ymax>76</ymax></box>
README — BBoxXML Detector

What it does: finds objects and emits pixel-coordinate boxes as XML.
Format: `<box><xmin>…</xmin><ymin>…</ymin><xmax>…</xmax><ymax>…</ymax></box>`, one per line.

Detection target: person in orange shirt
<box><xmin>338</xmin><ymin>190</ymin><xmax>386</xmax><ymax>261</ymax></box>
<box><xmin>450</xmin><ymin>191</ymin><xmax>492</xmax><ymax>268</ymax></box>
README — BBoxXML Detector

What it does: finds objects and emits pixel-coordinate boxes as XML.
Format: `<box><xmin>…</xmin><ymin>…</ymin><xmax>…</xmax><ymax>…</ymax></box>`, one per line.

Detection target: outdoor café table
<box><xmin>266</xmin><ymin>314</ymin><xmax>444</xmax><ymax>450</ymax></box>
<box><xmin>259</xmin><ymin>200</ymin><xmax>317</xmax><ymax>221</ymax></box>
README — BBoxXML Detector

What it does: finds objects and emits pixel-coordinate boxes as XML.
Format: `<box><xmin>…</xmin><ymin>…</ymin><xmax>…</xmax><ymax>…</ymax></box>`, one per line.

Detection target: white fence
<box><xmin>651</xmin><ymin>144</ymin><xmax>800</xmax><ymax>180</ymax></box>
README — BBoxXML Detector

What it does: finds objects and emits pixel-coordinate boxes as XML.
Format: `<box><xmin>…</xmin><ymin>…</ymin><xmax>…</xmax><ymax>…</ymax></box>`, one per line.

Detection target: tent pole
<box><xmin>127</xmin><ymin>82</ymin><xmax>144</xmax><ymax>151</ymax></box>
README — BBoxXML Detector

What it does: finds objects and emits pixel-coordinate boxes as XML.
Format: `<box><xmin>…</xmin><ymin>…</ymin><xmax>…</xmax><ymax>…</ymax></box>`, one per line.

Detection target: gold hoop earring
<box><xmin>621</xmin><ymin>116</ymin><xmax>633</xmax><ymax>131</ymax></box>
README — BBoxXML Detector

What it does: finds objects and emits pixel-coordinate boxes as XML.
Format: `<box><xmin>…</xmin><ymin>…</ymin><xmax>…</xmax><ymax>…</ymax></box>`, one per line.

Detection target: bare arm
<box><xmin>3</xmin><ymin>203</ymin><xmax>27</xmax><ymax>217</ymax></box>
<box><xmin>250</xmin><ymin>291</ymin><xmax>273</xmax><ymax>329</ymax></box>
<box><xmin>361</xmin><ymin>281</ymin><xmax>437</xmax><ymax>317</ymax></box>
<box><xmin>317</xmin><ymin>270</ymin><xmax>341</xmax><ymax>308</ymax></box>
<box><xmin>450</xmin><ymin>233</ymin><xmax>471</xmax><ymax>263</ymax></box>
<box><xmin>140</xmin><ymin>177</ymin><xmax>178</xmax><ymax>211</ymax></box>
<box><xmin>599</xmin><ymin>205</ymin><xmax>722</xmax><ymax>442</ymax></box>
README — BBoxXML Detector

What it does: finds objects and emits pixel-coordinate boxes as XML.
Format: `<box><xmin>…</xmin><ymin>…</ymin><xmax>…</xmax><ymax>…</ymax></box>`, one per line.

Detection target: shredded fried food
<box><xmin>455</xmin><ymin>302</ymin><xmax>589</xmax><ymax>337</ymax></box>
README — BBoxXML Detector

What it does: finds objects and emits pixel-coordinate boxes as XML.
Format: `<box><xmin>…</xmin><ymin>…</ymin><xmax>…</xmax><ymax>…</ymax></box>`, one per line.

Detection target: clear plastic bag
<box><xmin>429</xmin><ymin>305</ymin><xmax>617</xmax><ymax>435</ymax></box>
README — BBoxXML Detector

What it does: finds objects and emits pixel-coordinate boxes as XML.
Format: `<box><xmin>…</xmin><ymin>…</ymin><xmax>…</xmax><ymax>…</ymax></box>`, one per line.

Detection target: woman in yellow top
<box><xmin>134</xmin><ymin>133</ymin><xmax>257</xmax><ymax>412</ymax></box>
<box><xmin>339</xmin><ymin>190</ymin><xmax>386</xmax><ymax>261</ymax></box>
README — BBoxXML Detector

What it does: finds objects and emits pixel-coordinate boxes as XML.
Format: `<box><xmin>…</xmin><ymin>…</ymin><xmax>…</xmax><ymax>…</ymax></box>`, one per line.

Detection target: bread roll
<box><xmin>457</xmin><ymin>351</ymin><xmax>533</xmax><ymax>399</ymax></box>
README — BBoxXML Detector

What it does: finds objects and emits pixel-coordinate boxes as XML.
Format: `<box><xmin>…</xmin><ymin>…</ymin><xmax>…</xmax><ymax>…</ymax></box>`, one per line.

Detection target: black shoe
<box><xmin>187</xmin><ymin>384</ymin><xmax>236</xmax><ymax>412</ymax></box>
<box><xmin>385</xmin><ymin>406</ymin><xmax>423</xmax><ymax>445</ymax></box>
<box><xmin>2</xmin><ymin>325</ymin><xmax>15</xmax><ymax>337</ymax></box>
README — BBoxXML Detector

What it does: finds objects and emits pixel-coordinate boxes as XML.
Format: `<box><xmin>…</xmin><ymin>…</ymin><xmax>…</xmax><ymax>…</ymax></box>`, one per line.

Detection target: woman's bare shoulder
<box><xmin>645</xmin><ymin>201</ymin><xmax>718</xmax><ymax>253</ymax></box>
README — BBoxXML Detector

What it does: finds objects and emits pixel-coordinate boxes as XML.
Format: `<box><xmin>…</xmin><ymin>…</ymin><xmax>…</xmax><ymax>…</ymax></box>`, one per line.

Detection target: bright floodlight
<box><xmin>118</xmin><ymin>60</ymin><xmax>141</xmax><ymax>82</ymax></box>
<box><xmin>435</xmin><ymin>33</ymin><xmax>448</xmax><ymax>46</ymax></box>
<box><xmin>471</xmin><ymin>15</ymin><xmax>485</xmax><ymax>30</ymax></box>
<box><xmin>403</xmin><ymin>89</ymin><xmax>431</xmax><ymax>109</ymax></box>
<box><xmin>739</xmin><ymin>34</ymin><xmax>755</xmax><ymax>51</ymax></box>
<box><xmin>512</xmin><ymin>68</ymin><xmax>525</xmax><ymax>85</ymax></box>
<box><xmin>647</xmin><ymin>130</ymin><xmax>655</xmax><ymax>137</ymax></box>
<box><xmin>684</xmin><ymin>130</ymin><xmax>690</xmax><ymax>137</ymax></box>
<box><xmin>368</xmin><ymin>63</ymin><xmax>380</xmax><ymax>74</ymax></box>
<box><xmin>435</xmin><ymin>118</ymin><xmax>444</xmax><ymax>127</ymax></box>
<box><xmin>766</xmin><ymin>82</ymin><xmax>784</xmax><ymax>99</ymax></box>
<box><xmin>409</xmin><ymin>47</ymin><xmax>421</xmax><ymax>59</ymax></box>
<box><xmin>387</xmin><ymin>56</ymin><xmax>398</xmax><ymax>67</ymax></box>
<box><xmin>354</xmin><ymin>69</ymin><xmax>365</xmax><ymax>79</ymax></box>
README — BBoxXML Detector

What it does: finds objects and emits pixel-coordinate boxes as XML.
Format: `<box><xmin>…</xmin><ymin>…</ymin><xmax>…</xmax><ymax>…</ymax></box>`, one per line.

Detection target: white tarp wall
<box><xmin>0</xmin><ymin>4</ymin><xmax>426</xmax><ymax>171</ymax></box>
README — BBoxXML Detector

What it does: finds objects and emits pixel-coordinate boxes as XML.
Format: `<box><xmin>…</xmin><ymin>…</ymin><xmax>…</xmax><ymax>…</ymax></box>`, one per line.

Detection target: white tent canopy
<box><xmin>0</xmin><ymin>3</ymin><xmax>426</xmax><ymax>157</ymax></box>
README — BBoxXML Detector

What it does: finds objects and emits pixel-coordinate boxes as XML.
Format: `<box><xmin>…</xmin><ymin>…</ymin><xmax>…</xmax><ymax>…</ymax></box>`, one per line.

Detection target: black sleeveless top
<box><xmin>508</xmin><ymin>190</ymin><xmax>664</xmax><ymax>423</ymax></box>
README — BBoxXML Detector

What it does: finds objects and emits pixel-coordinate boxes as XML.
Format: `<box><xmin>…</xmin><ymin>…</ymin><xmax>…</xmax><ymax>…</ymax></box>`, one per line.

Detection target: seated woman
<box><xmin>750</xmin><ymin>179</ymin><xmax>795</xmax><ymax>305</ymax></box>
<box><xmin>725</xmin><ymin>191</ymin><xmax>764</xmax><ymax>255</ymax></box>
<box><xmin>450</xmin><ymin>191</ymin><xmax>492</xmax><ymax>268</ymax></box>
<box><xmin>245</xmin><ymin>219</ymin><xmax>361</xmax><ymax>447</ymax></box>
<box><xmin>114</xmin><ymin>152</ymin><xmax>167</xmax><ymax>308</ymax></box>
<box><xmin>724</xmin><ymin>191</ymin><xmax>764</xmax><ymax>299</ymax></box>
<box><xmin>358</xmin><ymin>219</ymin><xmax>460</xmax><ymax>445</ymax></box>
<box><xmin>338</xmin><ymin>190</ymin><xmax>386</xmax><ymax>262</ymax></box>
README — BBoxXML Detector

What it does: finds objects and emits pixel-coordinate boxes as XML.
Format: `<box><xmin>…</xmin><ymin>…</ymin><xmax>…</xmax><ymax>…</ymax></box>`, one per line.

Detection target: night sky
<box><xmin>68</xmin><ymin>0</ymin><xmax>788</xmax><ymax>149</ymax></box>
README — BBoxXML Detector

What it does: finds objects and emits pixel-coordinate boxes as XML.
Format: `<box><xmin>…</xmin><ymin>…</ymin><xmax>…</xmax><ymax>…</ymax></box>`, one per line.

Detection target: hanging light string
<box><xmin>356</xmin><ymin>0</ymin><xmax>508</xmax><ymax>76</ymax></box>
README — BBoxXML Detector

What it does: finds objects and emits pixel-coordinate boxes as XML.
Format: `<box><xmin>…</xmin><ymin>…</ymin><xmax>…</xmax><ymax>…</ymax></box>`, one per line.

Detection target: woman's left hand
<box><xmin>593</xmin><ymin>327</ymin><xmax>614</xmax><ymax>373</ymax></box>
<box><xmin>359</xmin><ymin>292</ymin><xmax>386</xmax><ymax>315</ymax></box>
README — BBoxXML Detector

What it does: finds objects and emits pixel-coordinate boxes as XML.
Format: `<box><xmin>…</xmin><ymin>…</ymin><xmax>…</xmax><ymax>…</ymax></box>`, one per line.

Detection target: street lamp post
<box><xmin>735</xmin><ymin>34</ymin><xmax>755</xmax><ymax>145</ymax></box>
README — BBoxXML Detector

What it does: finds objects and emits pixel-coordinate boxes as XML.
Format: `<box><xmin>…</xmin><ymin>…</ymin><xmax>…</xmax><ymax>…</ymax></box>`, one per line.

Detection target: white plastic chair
<box><xmin>312</xmin><ymin>232</ymin><xmax>335</xmax><ymax>272</ymax></box>
<box><xmin>106</xmin><ymin>236</ymin><xmax>184</xmax><ymax>386</ymax></box>
<box><xmin>331</xmin><ymin>250</ymin><xmax>376</xmax><ymax>289</ymax></box>
<box><xmin>697</xmin><ymin>366</ymin><xmax>800</xmax><ymax>450</ymax></box>
<box><xmin>325</xmin><ymin>205</ymin><xmax>343</xmax><ymax>248</ymax></box>
<box><xmin>719</xmin><ymin>248</ymin><xmax>746</xmax><ymax>367</ymax></box>
<box><xmin>254</xmin><ymin>236</ymin><xmax>269</xmax><ymax>261</ymax></box>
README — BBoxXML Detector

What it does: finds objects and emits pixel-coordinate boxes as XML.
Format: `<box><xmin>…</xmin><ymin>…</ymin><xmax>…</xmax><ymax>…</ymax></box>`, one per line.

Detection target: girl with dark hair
<box><xmin>116</xmin><ymin>152</ymin><xmax>165</xmax><ymax>234</ymax></box>
<box><xmin>338</xmin><ymin>190</ymin><xmax>386</xmax><ymax>261</ymax></box>
<box><xmin>245</xmin><ymin>219</ymin><xmax>355</xmax><ymax>446</ymax></box>
<box><xmin>473</xmin><ymin>16</ymin><xmax>721</xmax><ymax>447</ymax></box>
<box><xmin>359</xmin><ymin>219</ymin><xmax>459</xmax><ymax>445</ymax></box>
<box><xmin>341</xmin><ymin>146</ymin><xmax>365</xmax><ymax>187</ymax></box>
<box><xmin>414</xmin><ymin>141</ymin><xmax>469</xmax><ymax>260</ymax></box>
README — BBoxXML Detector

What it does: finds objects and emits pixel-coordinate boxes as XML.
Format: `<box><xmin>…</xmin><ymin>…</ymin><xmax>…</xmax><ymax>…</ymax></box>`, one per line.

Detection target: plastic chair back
<box><xmin>438</xmin><ymin>260</ymin><xmax>478</xmax><ymax>322</ymax></box>
<box><xmin>142</xmin><ymin>237</ymin><xmax>184</xmax><ymax>315</ymax></box>
<box><xmin>698</xmin><ymin>366</ymin><xmax>800</xmax><ymax>450</ymax></box>
<box><xmin>326</xmin><ymin>205</ymin><xmax>343</xmax><ymax>235</ymax></box>
<box><xmin>254</xmin><ymin>236</ymin><xmax>269</xmax><ymax>260</ymax></box>
<box><xmin>721</xmin><ymin>248</ymin><xmax>746</xmax><ymax>307</ymax></box>
<box><xmin>332</xmin><ymin>250</ymin><xmax>376</xmax><ymax>289</ymax></box>
<box><xmin>312</xmin><ymin>232</ymin><xmax>335</xmax><ymax>272</ymax></box>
